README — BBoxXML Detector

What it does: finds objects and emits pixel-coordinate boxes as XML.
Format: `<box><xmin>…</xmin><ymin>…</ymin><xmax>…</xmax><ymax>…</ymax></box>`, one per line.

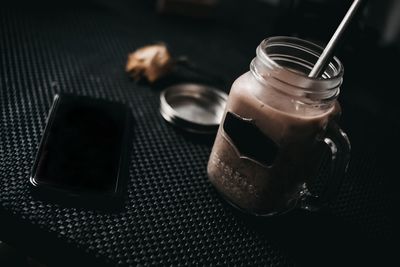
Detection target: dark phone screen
<box><xmin>33</xmin><ymin>95</ymin><xmax>130</xmax><ymax>194</ymax></box>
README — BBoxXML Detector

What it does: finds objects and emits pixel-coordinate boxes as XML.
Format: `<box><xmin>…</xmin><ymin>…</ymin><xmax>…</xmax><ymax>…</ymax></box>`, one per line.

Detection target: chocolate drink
<box><xmin>207</xmin><ymin>72</ymin><xmax>339</xmax><ymax>214</ymax></box>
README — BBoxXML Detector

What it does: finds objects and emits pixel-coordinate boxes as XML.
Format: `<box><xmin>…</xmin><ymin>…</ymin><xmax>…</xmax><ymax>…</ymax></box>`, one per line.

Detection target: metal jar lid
<box><xmin>160</xmin><ymin>83</ymin><xmax>228</xmax><ymax>134</ymax></box>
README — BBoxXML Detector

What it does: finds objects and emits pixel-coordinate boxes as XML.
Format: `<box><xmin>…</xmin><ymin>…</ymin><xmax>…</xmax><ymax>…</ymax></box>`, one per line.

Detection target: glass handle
<box><xmin>300</xmin><ymin>122</ymin><xmax>351</xmax><ymax>211</ymax></box>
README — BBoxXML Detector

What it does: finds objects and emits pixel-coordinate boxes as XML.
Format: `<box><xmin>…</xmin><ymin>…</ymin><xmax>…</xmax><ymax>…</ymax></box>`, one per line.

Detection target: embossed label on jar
<box><xmin>211</xmin><ymin>152</ymin><xmax>259</xmax><ymax>198</ymax></box>
<box><xmin>223</xmin><ymin>111</ymin><xmax>278</xmax><ymax>166</ymax></box>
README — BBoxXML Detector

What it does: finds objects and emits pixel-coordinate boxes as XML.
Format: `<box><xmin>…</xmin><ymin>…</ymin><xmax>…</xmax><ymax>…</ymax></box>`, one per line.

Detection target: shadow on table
<box><xmin>234</xmin><ymin>208</ymin><xmax>394</xmax><ymax>267</ymax></box>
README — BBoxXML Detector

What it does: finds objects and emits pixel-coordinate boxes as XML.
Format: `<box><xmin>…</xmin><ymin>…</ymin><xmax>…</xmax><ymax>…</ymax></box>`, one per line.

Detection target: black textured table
<box><xmin>0</xmin><ymin>1</ymin><xmax>396</xmax><ymax>266</ymax></box>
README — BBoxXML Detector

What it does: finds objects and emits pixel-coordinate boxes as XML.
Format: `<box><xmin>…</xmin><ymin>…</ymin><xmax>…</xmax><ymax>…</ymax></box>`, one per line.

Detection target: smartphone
<box><xmin>30</xmin><ymin>94</ymin><xmax>133</xmax><ymax>209</ymax></box>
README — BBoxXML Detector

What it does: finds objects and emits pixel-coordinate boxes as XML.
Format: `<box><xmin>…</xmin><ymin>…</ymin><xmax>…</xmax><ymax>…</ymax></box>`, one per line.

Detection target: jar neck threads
<box><xmin>250</xmin><ymin>36</ymin><xmax>344</xmax><ymax>107</ymax></box>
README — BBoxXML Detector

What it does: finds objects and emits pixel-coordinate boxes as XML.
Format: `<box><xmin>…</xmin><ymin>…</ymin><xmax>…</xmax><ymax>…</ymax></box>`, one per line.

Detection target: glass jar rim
<box><xmin>256</xmin><ymin>36</ymin><xmax>344</xmax><ymax>88</ymax></box>
<box><xmin>249</xmin><ymin>36</ymin><xmax>344</xmax><ymax>105</ymax></box>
